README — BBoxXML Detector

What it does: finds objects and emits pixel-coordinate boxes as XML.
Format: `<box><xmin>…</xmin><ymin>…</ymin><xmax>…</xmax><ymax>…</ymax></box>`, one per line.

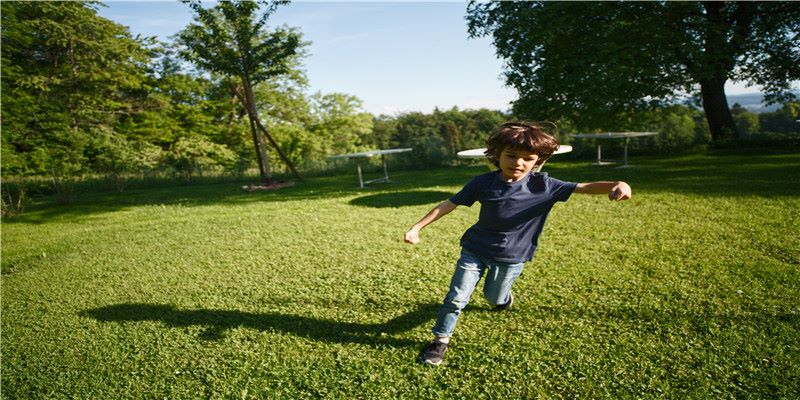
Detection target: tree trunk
<box><xmin>247</xmin><ymin>112</ymin><xmax>272</xmax><ymax>184</ymax></box>
<box><xmin>699</xmin><ymin>77</ymin><xmax>737</xmax><ymax>143</ymax></box>
<box><xmin>228</xmin><ymin>81</ymin><xmax>271</xmax><ymax>182</ymax></box>
<box><xmin>240</xmin><ymin>76</ymin><xmax>304</xmax><ymax>182</ymax></box>
<box><xmin>699</xmin><ymin>2</ymin><xmax>739</xmax><ymax>143</ymax></box>
<box><xmin>253</xmin><ymin>118</ymin><xmax>304</xmax><ymax>182</ymax></box>
<box><xmin>239</xmin><ymin>78</ymin><xmax>273</xmax><ymax>184</ymax></box>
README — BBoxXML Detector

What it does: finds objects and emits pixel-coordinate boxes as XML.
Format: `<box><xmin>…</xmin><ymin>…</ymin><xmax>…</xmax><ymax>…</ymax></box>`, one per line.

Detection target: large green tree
<box><xmin>178</xmin><ymin>0</ymin><xmax>304</xmax><ymax>183</ymax></box>
<box><xmin>466</xmin><ymin>1</ymin><xmax>800</xmax><ymax>142</ymax></box>
<box><xmin>1</xmin><ymin>1</ymin><xmax>152</xmax><ymax>199</ymax></box>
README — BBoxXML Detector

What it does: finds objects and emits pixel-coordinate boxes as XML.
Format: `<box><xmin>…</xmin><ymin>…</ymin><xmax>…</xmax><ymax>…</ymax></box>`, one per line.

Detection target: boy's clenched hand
<box><xmin>608</xmin><ymin>182</ymin><xmax>632</xmax><ymax>201</ymax></box>
<box><xmin>404</xmin><ymin>228</ymin><xmax>420</xmax><ymax>244</ymax></box>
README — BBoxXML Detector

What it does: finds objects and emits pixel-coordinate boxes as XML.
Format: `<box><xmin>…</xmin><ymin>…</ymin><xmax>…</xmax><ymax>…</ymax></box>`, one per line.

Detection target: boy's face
<box><xmin>499</xmin><ymin>147</ymin><xmax>540</xmax><ymax>182</ymax></box>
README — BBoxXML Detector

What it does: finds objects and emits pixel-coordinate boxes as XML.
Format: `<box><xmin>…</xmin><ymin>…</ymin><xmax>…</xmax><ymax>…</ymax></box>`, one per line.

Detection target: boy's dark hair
<box><xmin>485</xmin><ymin>122</ymin><xmax>560</xmax><ymax>167</ymax></box>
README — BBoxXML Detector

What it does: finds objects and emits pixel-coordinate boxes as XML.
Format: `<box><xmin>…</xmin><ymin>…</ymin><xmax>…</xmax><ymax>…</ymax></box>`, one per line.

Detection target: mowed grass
<box><xmin>2</xmin><ymin>148</ymin><xmax>799</xmax><ymax>399</ymax></box>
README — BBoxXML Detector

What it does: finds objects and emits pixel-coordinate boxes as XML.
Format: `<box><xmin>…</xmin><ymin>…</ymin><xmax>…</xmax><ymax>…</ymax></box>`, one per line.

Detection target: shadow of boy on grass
<box><xmin>82</xmin><ymin>302</ymin><xmax>439</xmax><ymax>348</ymax></box>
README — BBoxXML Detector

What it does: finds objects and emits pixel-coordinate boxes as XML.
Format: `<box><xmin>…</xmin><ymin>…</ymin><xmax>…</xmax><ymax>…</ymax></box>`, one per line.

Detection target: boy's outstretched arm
<box><xmin>575</xmin><ymin>181</ymin><xmax>632</xmax><ymax>201</ymax></box>
<box><xmin>404</xmin><ymin>200</ymin><xmax>458</xmax><ymax>244</ymax></box>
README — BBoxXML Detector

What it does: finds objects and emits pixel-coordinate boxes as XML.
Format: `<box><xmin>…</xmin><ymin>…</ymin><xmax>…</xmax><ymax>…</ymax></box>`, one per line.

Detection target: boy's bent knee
<box><xmin>442</xmin><ymin>294</ymin><xmax>470</xmax><ymax>311</ymax></box>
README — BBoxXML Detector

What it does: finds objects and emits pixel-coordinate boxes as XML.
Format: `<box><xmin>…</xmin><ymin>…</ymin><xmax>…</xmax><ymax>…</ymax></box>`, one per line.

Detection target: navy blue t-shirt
<box><xmin>449</xmin><ymin>170</ymin><xmax>577</xmax><ymax>263</ymax></box>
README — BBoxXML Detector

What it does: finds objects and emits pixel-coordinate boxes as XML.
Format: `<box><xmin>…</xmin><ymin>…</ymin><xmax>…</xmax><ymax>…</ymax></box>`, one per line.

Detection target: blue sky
<box><xmin>97</xmin><ymin>1</ymin><xmax>761</xmax><ymax>116</ymax></box>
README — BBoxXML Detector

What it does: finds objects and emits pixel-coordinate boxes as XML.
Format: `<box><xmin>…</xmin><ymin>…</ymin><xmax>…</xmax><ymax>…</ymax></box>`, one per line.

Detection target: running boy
<box><xmin>404</xmin><ymin>122</ymin><xmax>632</xmax><ymax>365</ymax></box>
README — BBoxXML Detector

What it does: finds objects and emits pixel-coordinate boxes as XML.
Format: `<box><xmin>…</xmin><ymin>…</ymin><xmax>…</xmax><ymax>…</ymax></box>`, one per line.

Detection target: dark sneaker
<box><xmin>420</xmin><ymin>340</ymin><xmax>448</xmax><ymax>365</ymax></box>
<box><xmin>496</xmin><ymin>291</ymin><xmax>513</xmax><ymax>311</ymax></box>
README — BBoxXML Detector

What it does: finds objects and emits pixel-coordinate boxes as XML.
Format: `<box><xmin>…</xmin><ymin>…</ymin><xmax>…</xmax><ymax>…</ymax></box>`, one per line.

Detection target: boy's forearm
<box><xmin>410</xmin><ymin>200</ymin><xmax>457</xmax><ymax>231</ymax></box>
<box><xmin>405</xmin><ymin>200</ymin><xmax>457</xmax><ymax>244</ymax></box>
<box><xmin>575</xmin><ymin>181</ymin><xmax>621</xmax><ymax>194</ymax></box>
<box><xmin>575</xmin><ymin>181</ymin><xmax>632</xmax><ymax>200</ymax></box>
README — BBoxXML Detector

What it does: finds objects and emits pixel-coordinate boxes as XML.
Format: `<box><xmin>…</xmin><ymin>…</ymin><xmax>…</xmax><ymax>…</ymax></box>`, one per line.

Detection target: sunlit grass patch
<box><xmin>2</xmin><ymin>149</ymin><xmax>799</xmax><ymax>398</ymax></box>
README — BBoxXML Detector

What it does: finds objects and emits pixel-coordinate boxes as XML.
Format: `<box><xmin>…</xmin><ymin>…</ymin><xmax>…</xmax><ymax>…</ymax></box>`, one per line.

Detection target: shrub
<box><xmin>166</xmin><ymin>136</ymin><xmax>237</xmax><ymax>182</ymax></box>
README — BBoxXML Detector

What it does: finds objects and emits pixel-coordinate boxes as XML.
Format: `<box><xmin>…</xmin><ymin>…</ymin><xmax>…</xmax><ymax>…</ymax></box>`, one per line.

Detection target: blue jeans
<box><xmin>431</xmin><ymin>249</ymin><xmax>525</xmax><ymax>337</ymax></box>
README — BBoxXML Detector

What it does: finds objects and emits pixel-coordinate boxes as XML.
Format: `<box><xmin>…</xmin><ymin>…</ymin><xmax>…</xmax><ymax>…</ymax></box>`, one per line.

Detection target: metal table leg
<box><xmin>620</xmin><ymin>137</ymin><xmax>630</xmax><ymax>167</ymax></box>
<box><xmin>381</xmin><ymin>155</ymin><xmax>389</xmax><ymax>182</ymax></box>
<box><xmin>597</xmin><ymin>144</ymin><xmax>602</xmax><ymax>165</ymax></box>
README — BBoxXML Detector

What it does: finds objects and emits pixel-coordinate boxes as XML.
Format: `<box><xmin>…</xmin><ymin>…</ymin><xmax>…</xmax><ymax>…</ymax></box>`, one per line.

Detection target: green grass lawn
<box><xmin>2</xmin><ymin>149</ymin><xmax>799</xmax><ymax>399</ymax></box>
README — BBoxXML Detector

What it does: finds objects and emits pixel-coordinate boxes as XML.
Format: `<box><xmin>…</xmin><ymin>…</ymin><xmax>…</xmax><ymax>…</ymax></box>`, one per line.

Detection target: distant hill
<box><xmin>726</xmin><ymin>92</ymin><xmax>799</xmax><ymax>113</ymax></box>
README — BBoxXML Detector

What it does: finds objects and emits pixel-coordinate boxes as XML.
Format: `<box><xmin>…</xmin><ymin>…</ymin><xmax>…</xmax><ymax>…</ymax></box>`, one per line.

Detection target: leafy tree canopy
<box><xmin>1</xmin><ymin>1</ymin><xmax>153</xmax><ymax>177</ymax></box>
<box><xmin>178</xmin><ymin>0</ymin><xmax>303</xmax><ymax>85</ymax></box>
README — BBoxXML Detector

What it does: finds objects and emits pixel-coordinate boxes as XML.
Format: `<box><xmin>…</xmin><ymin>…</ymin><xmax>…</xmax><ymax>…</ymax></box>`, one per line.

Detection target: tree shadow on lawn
<box><xmin>348</xmin><ymin>190</ymin><xmax>453</xmax><ymax>208</ymax></box>
<box><xmin>8</xmin><ymin>167</ymin><xmax>481</xmax><ymax>225</ymax></box>
<box><xmin>81</xmin><ymin>302</ymin><xmax>440</xmax><ymax>348</ymax></box>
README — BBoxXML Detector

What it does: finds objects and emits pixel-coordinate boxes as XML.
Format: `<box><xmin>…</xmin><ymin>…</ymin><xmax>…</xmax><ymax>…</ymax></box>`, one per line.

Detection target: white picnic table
<box><xmin>456</xmin><ymin>145</ymin><xmax>572</xmax><ymax>172</ymax></box>
<box><xmin>327</xmin><ymin>148</ymin><xmax>412</xmax><ymax>188</ymax></box>
<box><xmin>571</xmin><ymin>132</ymin><xmax>657</xmax><ymax>167</ymax></box>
